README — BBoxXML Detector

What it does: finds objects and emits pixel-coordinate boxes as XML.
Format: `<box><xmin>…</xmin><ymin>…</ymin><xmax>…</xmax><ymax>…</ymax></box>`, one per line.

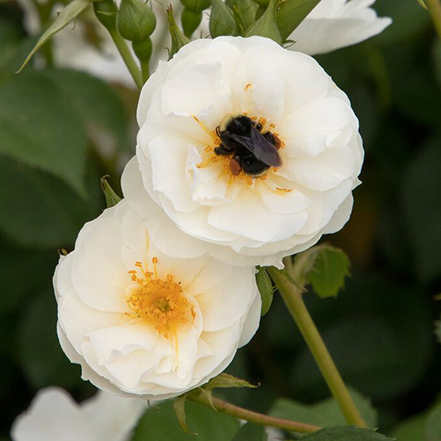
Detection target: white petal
<box><xmin>149</xmin><ymin>135</ymin><xmax>200</xmax><ymax>213</ymax></box>
<box><xmin>121</xmin><ymin>157</ymin><xmax>210</xmax><ymax>259</ymax></box>
<box><xmin>300</xmin><ymin>179</ymin><xmax>354</xmax><ymax>235</ymax></box>
<box><xmin>282</xmin><ymin>146</ymin><xmax>356</xmax><ymax>192</ymax></box>
<box><xmin>70</xmin><ymin>216</ymin><xmax>130</xmax><ymax>312</ymax></box>
<box><xmin>279</xmin><ymin>97</ymin><xmax>358</xmax><ymax>159</ymax></box>
<box><xmin>207</xmin><ymin>188</ymin><xmax>308</xmax><ymax>242</ymax></box>
<box><xmin>290</xmin><ymin>0</ymin><xmax>392</xmax><ymax>55</ymax></box>
<box><xmin>196</xmin><ymin>267</ymin><xmax>255</xmax><ymax>332</ymax></box>
<box><xmin>59</xmin><ymin>291</ymin><xmax>126</xmax><ymax>356</ymax></box>
<box><xmin>238</xmin><ymin>290</ymin><xmax>261</xmax><ymax>348</ymax></box>
<box><xmin>82</xmin><ymin>392</ymin><xmax>146</xmax><ymax>441</ymax></box>
<box><xmin>88</xmin><ymin>320</ymin><xmax>158</xmax><ymax>365</ymax></box>
<box><xmin>11</xmin><ymin>388</ymin><xmax>92</xmax><ymax>441</ymax></box>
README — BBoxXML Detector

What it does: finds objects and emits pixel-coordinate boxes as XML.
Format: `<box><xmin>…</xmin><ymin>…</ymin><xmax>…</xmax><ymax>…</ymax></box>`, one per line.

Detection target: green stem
<box><xmin>188</xmin><ymin>392</ymin><xmax>321</xmax><ymax>434</ymax></box>
<box><xmin>427</xmin><ymin>0</ymin><xmax>441</xmax><ymax>41</ymax></box>
<box><xmin>268</xmin><ymin>267</ymin><xmax>367</xmax><ymax>428</ymax></box>
<box><xmin>108</xmin><ymin>28</ymin><xmax>143</xmax><ymax>90</ymax></box>
<box><xmin>140</xmin><ymin>59</ymin><xmax>150</xmax><ymax>84</ymax></box>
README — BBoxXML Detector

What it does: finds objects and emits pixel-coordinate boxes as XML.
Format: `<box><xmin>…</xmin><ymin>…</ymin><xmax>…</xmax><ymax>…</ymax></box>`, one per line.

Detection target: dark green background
<box><xmin>0</xmin><ymin>0</ymin><xmax>440</xmax><ymax>439</ymax></box>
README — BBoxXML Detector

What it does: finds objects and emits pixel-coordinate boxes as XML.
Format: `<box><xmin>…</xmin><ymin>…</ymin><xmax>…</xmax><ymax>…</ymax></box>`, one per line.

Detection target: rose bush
<box><xmin>54</xmin><ymin>200</ymin><xmax>260</xmax><ymax>399</ymax></box>
<box><xmin>125</xmin><ymin>36</ymin><xmax>364</xmax><ymax>267</ymax></box>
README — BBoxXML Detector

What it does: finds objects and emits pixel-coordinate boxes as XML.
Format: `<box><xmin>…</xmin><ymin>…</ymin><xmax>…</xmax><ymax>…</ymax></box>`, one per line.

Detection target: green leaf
<box><xmin>291</xmin><ymin>296</ymin><xmax>432</xmax><ymax>401</ymax></box>
<box><xmin>131</xmin><ymin>400</ymin><xmax>241</xmax><ymax>441</ymax></box>
<box><xmin>205</xmin><ymin>373</ymin><xmax>258</xmax><ymax>391</ymax></box>
<box><xmin>270</xmin><ymin>388</ymin><xmax>377</xmax><ymax>429</ymax></box>
<box><xmin>403</xmin><ymin>138</ymin><xmax>441</xmax><ymax>281</ymax></box>
<box><xmin>307</xmin><ymin>247</ymin><xmax>351</xmax><ymax>298</ymax></box>
<box><xmin>0</xmin><ymin>155</ymin><xmax>99</xmax><ymax>248</ymax></box>
<box><xmin>418</xmin><ymin>0</ymin><xmax>428</xmax><ymax>9</ymax></box>
<box><xmin>41</xmin><ymin>68</ymin><xmax>130</xmax><ymax>152</ymax></box>
<box><xmin>246</xmin><ymin>0</ymin><xmax>282</xmax><ymax>44</ymax></box>
<box><xmin>101</xmin><ymin>176</ymin><xmax>122</xmax><ymax>208</ymax></box>
<box><xmin>300</xmin><ymin>427</ymin><xmax>392</xmax><ymax>441</ymax></box>
<box><xmin>18</xmin><ymin>290</ymin><xmax>82</xmax><ymax>389</ymax></box>
<box><xmin>232</xmin><ymin>423</ymin><xmax>268</xmax><ymax>441</ymax></box>
<box><xmin>374</xmin><ymin>0</ymin><xmax>430</xmax><ymax>45</ymax></box>
<box><xmin>0</xmin><ymin>238</ymin><xmax>57</xmax><ymax>317</ymax></box>
<box><xmin>256</xmin><ymin>266</ymin><xmax>274</xmax><ymax>315</ymax></box>
<box><xmin>293</xmin><ymin>245</ymin><xmax>350</xmax><ymax>298</ymax></box>
<box><xmin>174</xmin><ymin>395</ymin><xmax>195</xmax><ymax>435</ymax></box>
<box><xmin>277</xmin><ymin>0</ymin><xmax>321</xmax><ymax>41</ymax></box>
<box><xmin>0</xmin><ymin>69</ymin><xmax>87</xmax><ymax>195</ymax></box>
<box><xmin>426</xmin><ymin>402</ymin><xmax>441</xmax><ymax>441</ymax></box>
<box><xmin>391</xmin><ymin>413</ymin><xmax>426</xmax><ymax>441</ymax></box>
<box><xmin>433</xmin><ymin>40</ymin><xmax>441</xmax><ymax>90</ymax></box>
<box><xmin>17</xmin><ymin>0</ymin><xmax>93</xmax><ymax>73</ymax></box>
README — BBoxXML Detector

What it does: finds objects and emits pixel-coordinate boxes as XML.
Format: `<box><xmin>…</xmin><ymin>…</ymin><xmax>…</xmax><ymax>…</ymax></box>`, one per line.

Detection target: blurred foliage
<box><xmin>0</xmin><ymin>0</ymin><xmax>441</xmax><ymax>439</ymax></box>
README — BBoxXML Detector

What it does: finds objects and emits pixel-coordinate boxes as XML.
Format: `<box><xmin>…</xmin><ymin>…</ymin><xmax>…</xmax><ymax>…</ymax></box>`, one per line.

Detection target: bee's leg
<box><xmin>214</xmin><ymin>144</ymin><xmax>232</xmax><ymax>156</ymax></box>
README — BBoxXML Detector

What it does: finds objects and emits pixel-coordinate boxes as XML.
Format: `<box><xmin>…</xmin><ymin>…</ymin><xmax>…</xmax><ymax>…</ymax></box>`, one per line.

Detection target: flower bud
<box><xmin>181</xmin><ymin>0</ymin><xmax>211</xmax><ymax>12</ymax></box>
<box><xmin>181</xmin><ymin>7</ymin><xmax>202</xmax><ymax>37</ymax></box>
<box><xmin>210</xmin><ymin>0</ymin><xmax>238</xmax><ymax>38</ymax></box>
<box><xmin>93</xmin><ymin>0</ymin><xmax>118</xmax><ymax>31</ymax></box>
<box><xmin>132</xmin><ymin>37</ymin><xmax>153</xmax><ymax>62</ymax></box>
<box><xmin>246</xmin><ymin>0</ymin><xmax>282</xmax><ymax>44</ymax></box>
<box><xmin>167</xmin><ymin>5</ymin><xmax>190</xmax><ymax>58</ymax></box>
<box><xmin>117</xmin><ymin>0</ymin><xmax>156</xmax><ymax>43</ymax></box>
<box><xmin>226</xmin><ymin>0</ymin><xmax>258</xmax><ymax>30</ymax></box>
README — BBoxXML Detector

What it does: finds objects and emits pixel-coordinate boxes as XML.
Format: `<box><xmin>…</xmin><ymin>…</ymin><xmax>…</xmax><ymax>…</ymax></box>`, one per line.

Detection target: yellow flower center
<box><xmin>127</xmin><ymin>258</ymin><xmax>195</xmax><ymax>339</ymax></box>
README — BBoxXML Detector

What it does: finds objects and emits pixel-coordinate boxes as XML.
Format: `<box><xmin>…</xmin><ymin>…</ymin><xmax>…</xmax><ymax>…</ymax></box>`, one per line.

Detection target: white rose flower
<box><xmin>54</xmin><ymin>200</ymin><xmax>260</xmax><ymax>399</ymax></box>
<box><xmin>290</xmin><ymin>0</ymin><xmax>392</xmax><ymax>55</ymax></box>
<box><xmin>11</xmin><ymin>388</ymin><xmax>146</xmax><ymax>441</ymax></box>
<box><xmin>125</xmin><ymin>36</ymin><xmax>363</xmax><ymax>268</ymax></box>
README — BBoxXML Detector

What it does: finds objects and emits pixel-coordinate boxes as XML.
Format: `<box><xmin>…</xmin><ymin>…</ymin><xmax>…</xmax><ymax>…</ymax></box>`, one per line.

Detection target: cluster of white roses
<box><xmin>0</xmin><ymin>6</ymin><xmax>395</xmax><ymax>441</ymax></box>
<box><xmin>50</xmin><ymin>0</ymin><xmax>391</xmax><ymax>403</ymax></box>
<box><xmin>11</xmin><ymin>0</ymin><xmax>392</xmax><ymax>438</ymax></box>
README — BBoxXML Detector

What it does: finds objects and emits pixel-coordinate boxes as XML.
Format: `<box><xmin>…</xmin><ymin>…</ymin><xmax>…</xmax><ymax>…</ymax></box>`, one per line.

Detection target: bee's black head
<box><xmin>225</xmin><ymin>115</ymin><xmax>253</xmax><ymax>136</ymax></box>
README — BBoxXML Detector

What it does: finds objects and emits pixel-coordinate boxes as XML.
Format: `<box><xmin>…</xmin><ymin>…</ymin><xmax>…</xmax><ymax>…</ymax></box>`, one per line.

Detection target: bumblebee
<box><xmin>214</xmin><ymin>114</ymin><xmax>282</xmax><ymax>177</ymax></box>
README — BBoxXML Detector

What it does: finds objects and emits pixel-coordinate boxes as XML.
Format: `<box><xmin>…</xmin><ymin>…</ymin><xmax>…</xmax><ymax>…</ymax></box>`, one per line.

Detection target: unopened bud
<box><xmin>117</xmin><ymin>0</ymin><xmax>156</xmax><ymax>42</ymax></box>
<box><xmin>167</xmin><ymin>5</ymin><xmax>190</xmax><ymax>58</ymax></box>
<box><xmin>210</xmin><ymin>0</ymin><xmax>238</xmax><ymax>37</ymax></box>
<box><xmin>181</xmin><ymin>0</ymin><xmax>211</xmax><ymax>12</ymax></box>
<box><xmin>93</xmin><ymin>0</ymin><xmax>118</xmax><ymax>31</ymax></box>
<box><xmin>132</xmin><ymin>37</ymin><xmax>153</xmax><ymax>61</ymax></box>
<box><xmin>246</xmin><ymin>0</ymin><xmax>282</xmax><ymax>44</ymax></box>
<box><xmin>181</xmin><ymin>7</ymin><xmax>202</xmax><ymax>38</ymax></box>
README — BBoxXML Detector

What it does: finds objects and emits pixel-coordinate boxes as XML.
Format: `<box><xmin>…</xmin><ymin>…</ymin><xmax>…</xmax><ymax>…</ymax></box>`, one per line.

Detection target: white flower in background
<box><xmin>16</xmin><ymin>0</ymin><xmax>209</xmax><ymax>87</ymax></box>
<box><xmin>290</xmin><ymin>0</ymin><xmax>392</xmax><ymax>55</ymax></box>
<box><xmin>126</xmin><ymin>36</ymin><xmax>363</xmax><ymax>268</ymax></box>
<box><xmin>10</xmin><ymin>388</ymin><xmax>146</xmax><ymax>441</ymax></box>
<box><xmin>54</xmin><ymin>200</ymin><xmax>260</xmax><ymax>399</ymax></box>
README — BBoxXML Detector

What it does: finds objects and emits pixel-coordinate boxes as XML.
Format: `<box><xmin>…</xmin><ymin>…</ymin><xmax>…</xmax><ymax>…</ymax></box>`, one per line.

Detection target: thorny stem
<box><xmin>108</xmin><ymin>28</ymin><xmax>143</xmax><ymax>90</ymax></box>
<box><xmin>188</xmin><ymin>391</ymin><xmax>321</xmax><ymax>434</ymax></box>
<box><xmin>268</xmin><ymin>266</ymin><xmax>367</xmax><ymax>428</ymax></box>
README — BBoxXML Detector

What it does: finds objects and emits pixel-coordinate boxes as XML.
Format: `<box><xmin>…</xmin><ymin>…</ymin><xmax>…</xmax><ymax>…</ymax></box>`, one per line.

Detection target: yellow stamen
<box><xmin>127</xmin><ymin>259</ymin><xmax>194</xmax><ymax>339</ymax></box>
<box><xmin>192</xmin><ymin>115</ymin><xmax>217</xmax><ymax>141</ymax></box>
